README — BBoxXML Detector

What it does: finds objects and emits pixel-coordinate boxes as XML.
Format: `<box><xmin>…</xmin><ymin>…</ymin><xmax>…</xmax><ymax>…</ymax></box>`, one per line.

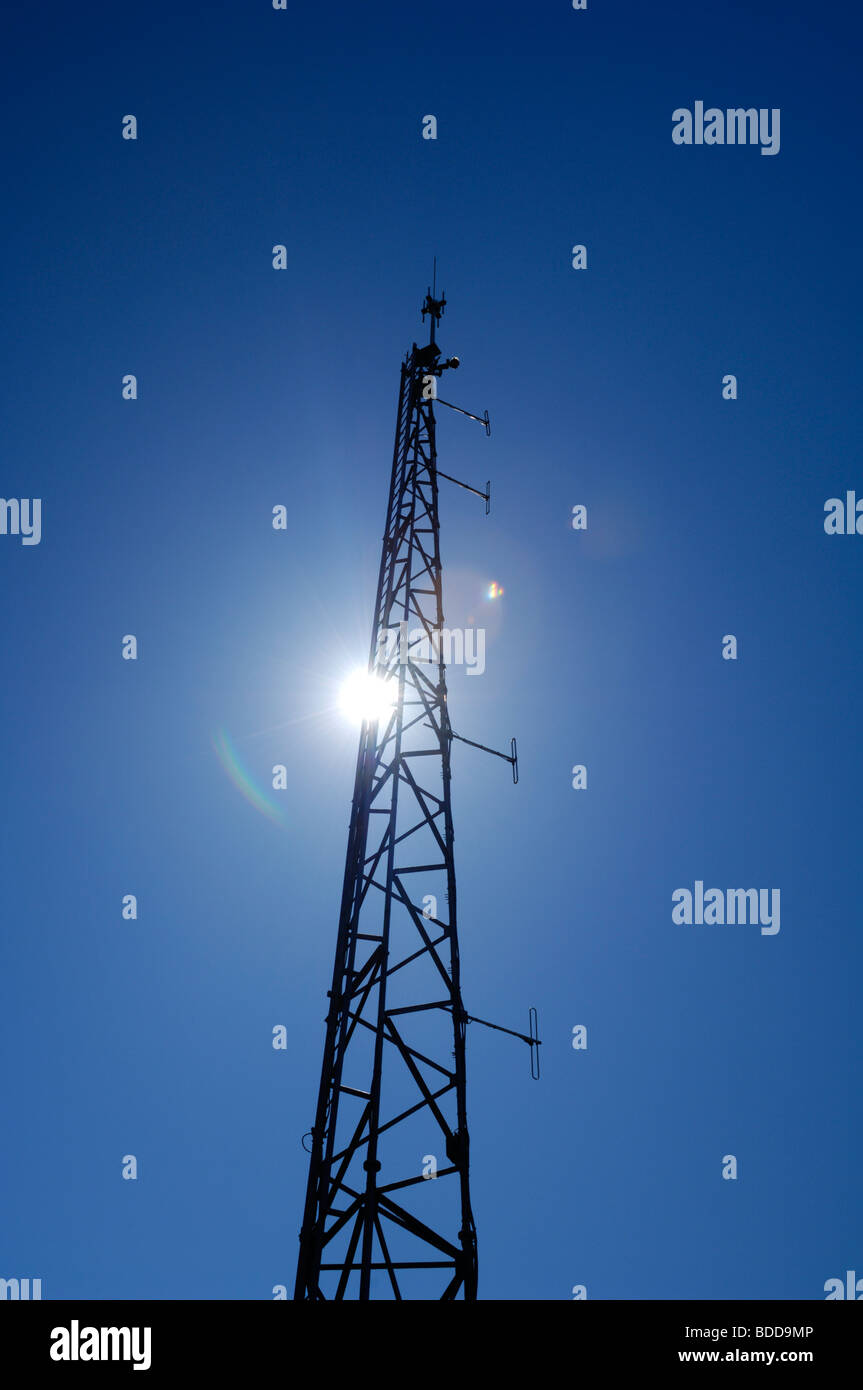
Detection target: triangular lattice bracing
<box><xmin>295</xmin><ymin>296</ymin><xmax>478</xmax><ymax>1300</ymax></box>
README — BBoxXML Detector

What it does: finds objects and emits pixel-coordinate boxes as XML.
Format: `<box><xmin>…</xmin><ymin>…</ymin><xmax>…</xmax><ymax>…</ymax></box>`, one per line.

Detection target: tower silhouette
<box><xmin>295</xmin><ymin>287</ymin><xmax>529</xmax><ymax>1300</ymax></box>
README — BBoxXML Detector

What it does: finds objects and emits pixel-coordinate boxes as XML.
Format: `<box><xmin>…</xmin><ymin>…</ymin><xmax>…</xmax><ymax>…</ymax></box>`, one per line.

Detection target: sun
<box><xmin>339</xmin><ymin>668</ymin><xmax>397</xmax><ymax>725</ymax></box>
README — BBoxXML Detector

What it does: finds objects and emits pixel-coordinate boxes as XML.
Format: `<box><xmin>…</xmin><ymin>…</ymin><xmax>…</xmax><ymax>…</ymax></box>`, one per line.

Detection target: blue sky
<box><xmin>1</xmin><ymin>0</ymin><xmax>861</xmax><ymax>1299</ymax></box>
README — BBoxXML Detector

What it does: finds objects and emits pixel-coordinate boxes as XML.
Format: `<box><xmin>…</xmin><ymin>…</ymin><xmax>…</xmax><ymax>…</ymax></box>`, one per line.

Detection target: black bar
<box><xmin>1</xmin><ymin>1300</ymin><xmax>857</xmax><ymax>1376</ymax></box>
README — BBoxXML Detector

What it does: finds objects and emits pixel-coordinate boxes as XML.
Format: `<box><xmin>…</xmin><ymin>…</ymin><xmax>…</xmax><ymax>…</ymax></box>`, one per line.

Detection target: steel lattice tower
<box><xmin>294</xmin><ymin>287</ymin><xmax>518</xmax><ymax>1301</ymax></box>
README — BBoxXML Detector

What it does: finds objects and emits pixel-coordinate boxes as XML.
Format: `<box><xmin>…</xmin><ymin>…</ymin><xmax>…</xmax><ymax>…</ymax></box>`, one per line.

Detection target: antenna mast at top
<box><xmin>422</xmin><ymin>258</ymin><xmax>446</xmax><ymax>346</ymax></box>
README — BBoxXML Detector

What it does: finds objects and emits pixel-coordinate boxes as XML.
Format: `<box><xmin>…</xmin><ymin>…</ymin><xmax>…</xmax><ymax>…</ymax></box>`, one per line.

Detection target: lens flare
<box><xmin>487</xmin><ymin>581</ymin><xmax>504</xmax><ymax>599</ymax></box>
<box><xmin>213</xmin><ymin>727</ymin><xmax>288</xmax><ymax>829</ymax></box>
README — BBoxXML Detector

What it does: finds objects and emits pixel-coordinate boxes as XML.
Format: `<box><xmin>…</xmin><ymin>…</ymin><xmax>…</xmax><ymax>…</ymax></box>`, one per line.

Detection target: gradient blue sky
<box><xmin>1</xmin><ymin>0</ymin><xmax>861</xmax><ymax>1299</ymax></box>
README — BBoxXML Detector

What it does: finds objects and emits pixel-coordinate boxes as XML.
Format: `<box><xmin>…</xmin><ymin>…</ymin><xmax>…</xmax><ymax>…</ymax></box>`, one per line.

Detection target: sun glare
<box><xmin>339</xmin><ymin>668</ymin><xmax>397</xmax><ymax>726</ymax></box>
